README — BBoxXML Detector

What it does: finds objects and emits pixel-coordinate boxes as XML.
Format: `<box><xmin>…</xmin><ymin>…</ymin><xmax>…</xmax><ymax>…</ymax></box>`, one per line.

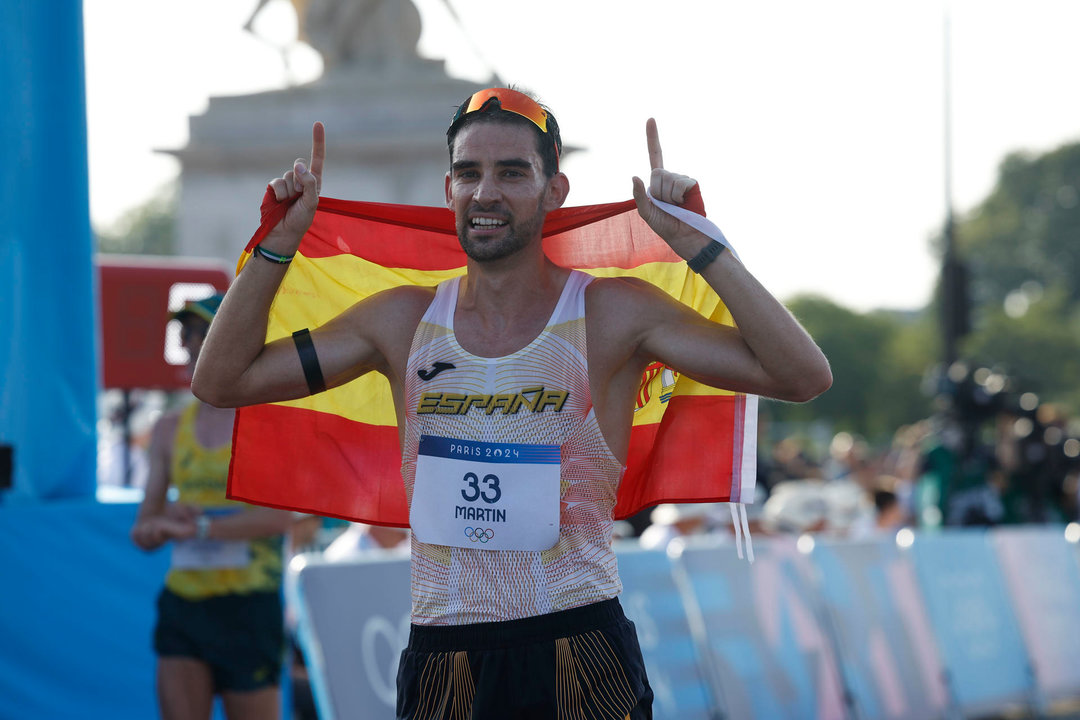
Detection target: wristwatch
<box><xmin>687</xmin><ymin>240</ymin><xmax>726</xmax><ymax>273</ymax></box>
<box><xmin>195</xmin><ymin>514</ymin><xmax>211</xmax><ymax>540</ymax></box>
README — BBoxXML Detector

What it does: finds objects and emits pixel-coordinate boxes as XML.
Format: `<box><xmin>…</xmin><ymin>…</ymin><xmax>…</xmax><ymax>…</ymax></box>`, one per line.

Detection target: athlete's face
<box><xmin>445</xmin><ymin>122</ymin><xmax>567</xmax><ymax>263</ymax></box>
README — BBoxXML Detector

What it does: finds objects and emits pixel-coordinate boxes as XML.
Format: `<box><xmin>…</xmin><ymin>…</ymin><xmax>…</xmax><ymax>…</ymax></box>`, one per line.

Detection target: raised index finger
<box><xmin>309</xmin><ymin>121</ymin><xmax>326</xmax><ymax>186</ymax></box>
<box><xmin>646</xmin><ymin>118</ymin><xmax>663</xmax><ymax>170</ymax></box>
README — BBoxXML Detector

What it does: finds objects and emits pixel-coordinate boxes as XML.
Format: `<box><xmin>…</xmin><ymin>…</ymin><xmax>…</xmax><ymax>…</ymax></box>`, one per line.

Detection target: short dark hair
<box><xmin>873</xmin><ymin>490</ymin><xmax>898</xmax><ymax>513</ymax></box>
<box><xmin>446</xmin><ymin>91</ymin><xmax>562</xmax><ymax>179</ymax></box>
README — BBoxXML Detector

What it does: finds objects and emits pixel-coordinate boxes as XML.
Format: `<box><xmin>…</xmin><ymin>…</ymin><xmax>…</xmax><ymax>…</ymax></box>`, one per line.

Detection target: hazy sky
<box><xmin>83</xmin><ymin>0</ymin><xmax>1080</xmax><ymax>312</ymax></box>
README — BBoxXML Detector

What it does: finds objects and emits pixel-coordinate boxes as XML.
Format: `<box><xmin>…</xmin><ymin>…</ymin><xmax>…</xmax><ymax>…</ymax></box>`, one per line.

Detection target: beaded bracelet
<box><xmin>254</xmin><ymin>244</ymin><xmax>295</xmax><ymax>264</ymax></box>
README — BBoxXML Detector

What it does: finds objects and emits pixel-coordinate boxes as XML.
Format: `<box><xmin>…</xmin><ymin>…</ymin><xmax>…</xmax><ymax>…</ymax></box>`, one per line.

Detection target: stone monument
<box><xmin>171</xmin><ymin>0</ymin><xmax>490</xmax><ymax>263</ymax></box>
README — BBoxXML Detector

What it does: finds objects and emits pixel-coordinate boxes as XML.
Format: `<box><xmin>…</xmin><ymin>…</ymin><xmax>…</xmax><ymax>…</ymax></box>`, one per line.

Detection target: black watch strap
<box><xmin>687</xmin><ymin>241</ymin><xmax>726</xmax><ymax>273</ymax></box>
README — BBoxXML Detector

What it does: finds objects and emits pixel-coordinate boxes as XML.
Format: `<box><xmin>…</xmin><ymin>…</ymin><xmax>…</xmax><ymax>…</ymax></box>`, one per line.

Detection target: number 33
<box><xmin>461</xmin><ymin>472</ymin><xmax>501</xmax><ymax>504</ymax></box>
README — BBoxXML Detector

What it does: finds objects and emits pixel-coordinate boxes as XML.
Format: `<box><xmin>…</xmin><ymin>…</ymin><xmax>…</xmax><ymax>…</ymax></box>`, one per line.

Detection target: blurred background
<box><xmin>4</xmin><ymin>0</ymin><xmax>1080</xmax><ymax>718</ymax></box>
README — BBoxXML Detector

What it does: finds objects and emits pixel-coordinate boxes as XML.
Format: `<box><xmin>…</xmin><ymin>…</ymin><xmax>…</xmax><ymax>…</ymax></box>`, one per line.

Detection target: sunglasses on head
<box><xmin>451</xmin><ymin>87</ymin><xmax>551</xmax><ymax>135</ymax></box>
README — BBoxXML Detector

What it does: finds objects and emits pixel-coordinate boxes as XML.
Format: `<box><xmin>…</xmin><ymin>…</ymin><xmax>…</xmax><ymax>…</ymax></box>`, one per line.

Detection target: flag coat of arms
<box><xmin>227</xmin><ymin>195</ymin><xmax>757</xmax><ymax>527</ymax></box>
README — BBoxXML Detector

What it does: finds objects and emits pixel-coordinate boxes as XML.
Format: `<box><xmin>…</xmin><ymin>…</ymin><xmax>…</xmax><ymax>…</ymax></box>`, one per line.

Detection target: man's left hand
<box><xmin>631</xmin><ymin>118</ymin><xmax>707</xmax><ymax>259</ymax></box>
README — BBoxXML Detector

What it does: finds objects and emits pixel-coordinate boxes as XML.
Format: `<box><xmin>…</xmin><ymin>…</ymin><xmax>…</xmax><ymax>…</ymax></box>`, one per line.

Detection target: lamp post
<box><xmin>940</xmin><ymin>8</ymin><xmax>969</xmax><ymax>367</ymax></box>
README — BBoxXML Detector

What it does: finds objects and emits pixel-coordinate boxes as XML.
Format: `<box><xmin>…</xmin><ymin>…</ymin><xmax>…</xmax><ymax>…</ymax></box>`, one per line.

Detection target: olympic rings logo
<box><xmin>464</xmin><ymin>527</ymin><xmax>495</xmax><ymax>543</ymax></box>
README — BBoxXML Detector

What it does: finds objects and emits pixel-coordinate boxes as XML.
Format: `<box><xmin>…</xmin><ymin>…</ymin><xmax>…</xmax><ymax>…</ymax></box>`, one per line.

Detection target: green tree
<box><xmin>960</xmin><ymin>144</ymin><xmax>1080</xmax><ymax>308</ymax></box>
<box><xmin>948</xmin><ymin>141</ymin><xmax>1080</xmax><ymax>415</ymax></box>
<box><xmin>766</xmin><ymin>140</ymin><xmax>1080</xmax><ymax>445</ymax></box>
<box><xmin>962</xmin><ymin>284</ymin><xmax>1080</xmax><ymax>411</ymax></box>
<box><xmin>94</xmin><ymin>183</ymin><xmax>177</xmax><ymax>255</ymax></box>
<box><xmin>766</xmin><ymin>295</ymin><xmax>936</xmax><ymax>443</ymax></box>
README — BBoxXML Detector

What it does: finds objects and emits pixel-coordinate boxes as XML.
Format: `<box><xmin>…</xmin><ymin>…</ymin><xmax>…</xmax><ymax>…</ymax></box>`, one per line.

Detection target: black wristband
<box><xmin>687</xmin><ymin>241</ymin><xmax>726</xmax><ymax>273</ymax></box>
<box><xmin>292</xmin><ymin>328</ymin><xmax>327</xmax><ymax>395</ymax></box>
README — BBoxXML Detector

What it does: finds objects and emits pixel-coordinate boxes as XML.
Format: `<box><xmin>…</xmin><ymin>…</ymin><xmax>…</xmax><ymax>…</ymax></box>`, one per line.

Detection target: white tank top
<box><xmin>402</xmin><ymin>270</ymin><xmax>626</xmax><ymax>625</ymax></box>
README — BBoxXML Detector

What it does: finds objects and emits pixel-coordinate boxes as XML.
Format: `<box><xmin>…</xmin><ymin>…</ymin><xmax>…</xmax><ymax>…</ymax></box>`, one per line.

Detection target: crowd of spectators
<box><xmin>734</xmin><ymin>402</ymin><xmax>1080</xmax><ymax>544</ymax></box>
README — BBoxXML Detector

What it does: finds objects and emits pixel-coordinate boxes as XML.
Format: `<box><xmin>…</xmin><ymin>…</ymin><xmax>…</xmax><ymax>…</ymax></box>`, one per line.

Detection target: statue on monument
<box><xmin>177</xmin><ymin>0</ymin><xmax>487</xmax><ymax>263</ymax></box>
<box><xmin>246</xmin><ymin>0</ymin><xmax>426</xmax><ymax>74</ymax></box>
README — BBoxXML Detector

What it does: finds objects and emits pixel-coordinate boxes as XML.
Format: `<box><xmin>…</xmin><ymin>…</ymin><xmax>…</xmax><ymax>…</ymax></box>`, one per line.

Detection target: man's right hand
<box><xmin>263</xmin><ymin>121</ymin><xmax>325</xmax><ymax>250</ymax></box>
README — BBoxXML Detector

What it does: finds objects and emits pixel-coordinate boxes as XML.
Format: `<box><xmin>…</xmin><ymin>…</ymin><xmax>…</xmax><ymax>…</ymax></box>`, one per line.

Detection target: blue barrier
<box><xmin>813</xmin><ymin>538</ymin><xmax>950</xmax><ymax>720</ymax></box>
<box><xmin>676</xmin><ymin>536</ymin><xmax>848</xmax><ymax>720</ymax></box>
<box><xmin>991</xmin><ymin>526</ymin><xmax>1080</xmax><ymax>709</ymax></box>
<box><xmin>290</xmin><ymin>552</ymin><xmax>412</xmax><ymax>720</ymax></box>
<box><xmin>616</xmin><ymin>544</ymin><xmax>719</xmax><ymax>719</ymax></box>
<box><xmin>263</xmin><ymin>530</ymin><xmax>1080</xmax><ymax>719</ymax></box>
<box><xmin>907</xmin><ymin>530</ymin><xmax>1037</xmax><ymax>717</ymax></box>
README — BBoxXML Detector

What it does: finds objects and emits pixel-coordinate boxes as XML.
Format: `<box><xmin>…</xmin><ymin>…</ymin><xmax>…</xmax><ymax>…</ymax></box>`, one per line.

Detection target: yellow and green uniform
<box><xmin>164</xmin><ymin>402</ymin><xmax>283</xmax><ymax>600</ymax></box>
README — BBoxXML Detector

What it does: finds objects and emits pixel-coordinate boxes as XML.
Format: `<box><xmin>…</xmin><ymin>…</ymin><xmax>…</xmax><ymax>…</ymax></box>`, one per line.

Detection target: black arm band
<box><xmin>292</xmin><ymin>328</ymin><xmax>327</xmax><ymax>395</ymax></box>
<box><xmin>687</xmin><ymin>240</ymin><xmax>726</xmax><ymax>273</ymax></box>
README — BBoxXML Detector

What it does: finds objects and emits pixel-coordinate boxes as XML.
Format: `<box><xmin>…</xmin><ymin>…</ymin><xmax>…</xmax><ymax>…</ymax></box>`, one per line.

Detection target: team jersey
<box><xmin>164</xmin><ymin>402</ymin><xmax>283</xmax><ymax>600</ymax></box>
<box><xmin>402</xmin><ymin>270</ymin><xmax>626</xmax><ymax>625</ymax></box>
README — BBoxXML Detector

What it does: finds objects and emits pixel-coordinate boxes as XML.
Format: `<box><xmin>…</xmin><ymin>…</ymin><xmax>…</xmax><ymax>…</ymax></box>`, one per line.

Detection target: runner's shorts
<box><xmin>396</xmin><ymin>597</ymin><xmax>652</xmax><ymax>719</ymax></box>
<box><xmin>153</xmin><ymin>588</ymin><xmax>284</xmax><ymax>692</ymax></box>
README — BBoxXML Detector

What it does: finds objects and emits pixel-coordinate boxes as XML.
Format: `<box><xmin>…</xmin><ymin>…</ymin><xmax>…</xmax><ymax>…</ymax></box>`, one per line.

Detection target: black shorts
<box><xmin>396</xmin><ymin>597</ymin><xmax>652</xmax><ymax>720</ymax></box>
<box><xmin>153</xmin><ymin>588</ymin><xmax>284</xmax><ymax>693</ymax></box>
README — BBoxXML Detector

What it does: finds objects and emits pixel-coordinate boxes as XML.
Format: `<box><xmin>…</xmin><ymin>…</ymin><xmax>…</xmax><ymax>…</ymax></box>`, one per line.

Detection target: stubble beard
<box><xmin>457</xmin><ymin>197</ymin><xmax>546</xmax><ymax>263</ymax></box>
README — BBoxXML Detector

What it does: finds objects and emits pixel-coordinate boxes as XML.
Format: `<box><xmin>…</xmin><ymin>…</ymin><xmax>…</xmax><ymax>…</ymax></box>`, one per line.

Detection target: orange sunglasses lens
<box><xmin>460</xmin><ymin>88</ymin><xmax>548</xmax><ymax>133</ymax></box>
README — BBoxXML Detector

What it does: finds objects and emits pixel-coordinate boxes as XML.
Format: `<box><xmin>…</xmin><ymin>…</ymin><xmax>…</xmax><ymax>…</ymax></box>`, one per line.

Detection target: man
<box><xmin>132</xmin><ymin>294</ymin><xmax>296</xmax><ymax>720</ymax></box>
<box><xmin>193</xmin><ymin>88</ymin><xmax>831</xmax><ymax>718</ymax></box>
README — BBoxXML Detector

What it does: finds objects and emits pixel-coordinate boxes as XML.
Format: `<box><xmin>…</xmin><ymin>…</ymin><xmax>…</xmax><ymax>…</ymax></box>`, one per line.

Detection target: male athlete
<box><xmin>193</xmin><ymin>87</ymin><xmax>831</xmax><ymax>718</ymax></box>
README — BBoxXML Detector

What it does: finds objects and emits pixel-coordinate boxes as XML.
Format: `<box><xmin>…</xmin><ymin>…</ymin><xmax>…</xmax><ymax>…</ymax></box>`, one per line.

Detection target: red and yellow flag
<box><xmin>227</xmin><ymin>195</ymin><xmax>757</xmax><ymax>526</ymax></box>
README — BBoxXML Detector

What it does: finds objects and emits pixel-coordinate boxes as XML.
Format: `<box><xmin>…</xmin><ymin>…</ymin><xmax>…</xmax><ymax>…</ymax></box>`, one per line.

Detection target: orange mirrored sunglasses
<box><xmin>451</xmin><ymin>87</ymin><xmax>550</xmax><ymax>134</ymax></box>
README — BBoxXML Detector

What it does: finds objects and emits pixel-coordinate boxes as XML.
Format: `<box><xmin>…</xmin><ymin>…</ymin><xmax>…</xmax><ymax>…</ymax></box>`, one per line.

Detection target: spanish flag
<box><xmin>227</xmin><ymin>194</ymin><xmax>757</xmax><ymax>527</ymax></box>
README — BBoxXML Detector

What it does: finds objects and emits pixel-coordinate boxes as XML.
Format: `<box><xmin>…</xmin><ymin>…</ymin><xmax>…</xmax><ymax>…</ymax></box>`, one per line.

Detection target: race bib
<box><xmin>170</xmin><ymin>509</ymin><xmax>252</xmax><ymax>570</ymax></box>
<box><xmin>411</xmin><ymin>436</ymin><xmax>561</xmax><ymax>551</ymax></box>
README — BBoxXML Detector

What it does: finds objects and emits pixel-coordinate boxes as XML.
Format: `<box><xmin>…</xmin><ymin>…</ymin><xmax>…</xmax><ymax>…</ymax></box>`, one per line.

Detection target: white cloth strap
<box><xmin>645</xmin><ymin>191</ymin><xmax>741</xmax><ymax>262</ymax></box>
<box><xmin>728</xmin><ymin>503</ymin><xmax>755</xmax><ymax>564</ymax></box>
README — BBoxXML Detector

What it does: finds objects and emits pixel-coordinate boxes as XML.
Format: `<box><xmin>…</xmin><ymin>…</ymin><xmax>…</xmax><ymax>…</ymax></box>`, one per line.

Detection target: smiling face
<box><xmin>445</xmin><ymin>121</ymin><xmax>567</xmax><ymax>263</ymax></box>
